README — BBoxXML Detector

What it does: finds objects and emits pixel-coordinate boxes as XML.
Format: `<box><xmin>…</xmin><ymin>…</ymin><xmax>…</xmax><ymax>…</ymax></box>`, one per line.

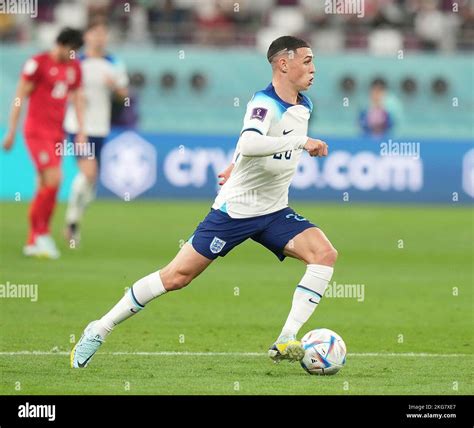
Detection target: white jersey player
<box><xmin>64</xmin><ymin>21</ymin><xmax>129</xmax><ymax>245</ymax></box>
<box><xmin>213</xmin><ymin>82</ymin><xmax>312</xmax><ymax>218</ymax></box>
<box><xmin>71</xmin><ymin>36</ymin><xmax>339</xmax><ymax>368</ymax></box>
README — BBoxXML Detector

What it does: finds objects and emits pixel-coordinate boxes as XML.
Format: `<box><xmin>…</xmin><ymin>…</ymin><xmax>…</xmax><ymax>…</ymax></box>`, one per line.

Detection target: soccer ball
<box><xmin>300</xmin><ymin>328</ymin><xmax>347</xmax><ymax>375</ymax></box>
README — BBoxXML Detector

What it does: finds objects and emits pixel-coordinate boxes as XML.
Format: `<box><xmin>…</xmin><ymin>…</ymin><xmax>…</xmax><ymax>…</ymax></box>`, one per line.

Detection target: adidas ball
<box><xmin>300</xmin><ymin>328</ymin><xmax>347</xmax><ymax>375</ymax></box>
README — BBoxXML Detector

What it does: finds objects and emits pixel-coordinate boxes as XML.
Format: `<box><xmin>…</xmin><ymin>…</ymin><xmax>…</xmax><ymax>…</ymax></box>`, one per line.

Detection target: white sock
<box><xmin>280</xmin><ymin>264</ymin><xmax>334</xmax><ymax>338</ymax></box>
<box><xmin>94</xmin><ymin>270</ymin><xmax>167</xmax><ymax>338</ymax></box>
<box><xmin>65</xmin><ymin>172</ymin><xmax>96</xmax><ymax>225</ymax></box>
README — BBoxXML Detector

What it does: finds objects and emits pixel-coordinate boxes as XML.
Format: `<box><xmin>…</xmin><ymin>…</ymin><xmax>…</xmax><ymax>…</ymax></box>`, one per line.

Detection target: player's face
<box><xmin>85</xmin><ymin>25</ymin><xmax>109</xmax><ymax>50</ymax></box>
<box><xmin>371</xmin><ymin>85</ymin><xmax>385</xmax><ymax>106</ymax></box>
<box><xmin>287</xmin><ymin>48</ymin><xmax>315</xmax><ymax>91</ymax></box>
<box><xmin>57</xmin><ymin>45</ymin><xmax>76</xmax><ymax>61</ymax></box>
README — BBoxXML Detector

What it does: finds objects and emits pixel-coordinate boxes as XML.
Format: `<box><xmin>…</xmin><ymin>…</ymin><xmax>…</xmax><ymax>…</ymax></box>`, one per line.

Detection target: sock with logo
<box><xmin>94</xmin><ymin>270</ymin><xmax>167</xmax><ymax>338</ymax></box>
<box><xmin>280</xmin><ymin>264</ymin><xmax>334</xmax><ymax>338</ymax></box>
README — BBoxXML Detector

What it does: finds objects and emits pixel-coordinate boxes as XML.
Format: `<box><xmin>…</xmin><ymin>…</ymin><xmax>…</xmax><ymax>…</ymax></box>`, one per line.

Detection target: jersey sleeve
<box><xmin>240</xmin><ymin>94</ymin><xmax>276</xmax><ymax>136</ymax></box>
<box><xmin>21</xmin><ymin>56</ymin><xmax>41</xmax><ymax>84</ymax></box>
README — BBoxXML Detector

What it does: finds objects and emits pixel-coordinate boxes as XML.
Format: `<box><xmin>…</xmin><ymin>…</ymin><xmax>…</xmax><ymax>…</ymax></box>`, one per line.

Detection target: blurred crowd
<box><xmin>0</xmin><ymin>0</ymin><xmax>473</xmax><ymax>52</ymax></box>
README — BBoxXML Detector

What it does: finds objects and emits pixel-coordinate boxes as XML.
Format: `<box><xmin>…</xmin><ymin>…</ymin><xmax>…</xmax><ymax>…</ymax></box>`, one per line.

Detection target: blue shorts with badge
<box><xmin>188</xmin><ymin>207</ymin><xmax>317</xmax><ymax>261</ymax></box>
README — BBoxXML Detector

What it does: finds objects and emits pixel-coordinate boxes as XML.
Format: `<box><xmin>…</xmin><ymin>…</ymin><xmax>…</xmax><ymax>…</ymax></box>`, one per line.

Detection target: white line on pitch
<box><xmin>0</xmin><ymin>351</ymin><xmax>471</xmax><ymax>357</ymax></box>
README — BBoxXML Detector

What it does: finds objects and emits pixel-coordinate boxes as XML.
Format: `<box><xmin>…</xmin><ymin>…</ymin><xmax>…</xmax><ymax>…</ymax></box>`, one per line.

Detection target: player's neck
<box><xmin>272</xmin><ymin>79</ymin><xmax>299</xmax><ymax>105</ymax></box>
<box><xmin>86</xmin><ymin>47</ymin><xmax>105</xmax><ymax>58</ymax></box>
<box><xmin>49</xmin><ymin>47</ymin><xmax>66</xmax><ymax>63</ymax></box>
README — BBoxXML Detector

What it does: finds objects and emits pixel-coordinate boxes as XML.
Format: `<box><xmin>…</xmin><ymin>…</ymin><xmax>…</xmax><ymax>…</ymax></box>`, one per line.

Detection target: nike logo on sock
<box><xmin>283</xmin><ymin>129</ymin><xmax>294</xmax><ymax>135</ymax></box>
<box><xmin>309</xmin><ymin>298</ymin><xmax>319</xmax><ymax>304</ymax></box>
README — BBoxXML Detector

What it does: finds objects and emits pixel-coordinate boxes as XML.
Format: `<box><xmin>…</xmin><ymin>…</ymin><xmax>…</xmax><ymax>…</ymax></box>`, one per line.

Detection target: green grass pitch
<box><xmin>0</xmin><ymin>200</ymin><xmax>472</xmax><ymax>395</ymax></box>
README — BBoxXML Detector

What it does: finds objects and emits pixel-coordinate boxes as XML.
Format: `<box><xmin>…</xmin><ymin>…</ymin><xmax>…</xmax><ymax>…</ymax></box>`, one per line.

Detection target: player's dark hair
<box><xmin>371</xmin><ymin>77</ymin><xmax>387</xmax><ymax>89</ymax></box>
<box><xmin>56</xmin><ymin>27</ymin><xmax>84</xmax><ymax>50</ymax></box>
<box><xmin>267</xmin><ymin>36</ymin><xmax>311</xmax><ymax>63</ymax></box>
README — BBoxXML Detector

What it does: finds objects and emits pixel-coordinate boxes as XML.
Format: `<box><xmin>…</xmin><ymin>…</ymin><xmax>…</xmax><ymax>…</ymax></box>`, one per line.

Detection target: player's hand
<box><xmin>2</xmin><ymin>132</ymin><xmax>15</xmax><ymax>151</ymax></box>
<box><xmin>104</xmin><ymin>74</ymin><xmax>117</xmax><ymax>90</ymax></box>
<box><xmin>218</xmin><ymin>163</ymin><xmax>234</xmax><ymax>186</ymax></box>
<box><xmin>303</xmin><ymin>138</ymin><xmax>328</xmax><ymax>157</ymax></box>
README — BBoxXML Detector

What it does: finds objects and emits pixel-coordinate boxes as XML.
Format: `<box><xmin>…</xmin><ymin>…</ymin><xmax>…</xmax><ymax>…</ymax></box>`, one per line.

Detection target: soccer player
<box><xmin>63</xmin><ymin>21</ymin><xmax>129</xmax><ymax>245</ymax></box>
<box><xmin>71</xmin><ymin>36</ymin><xmax>338</xmax><ymax>368</ymax></box>
<box><xmin>2</xmin><ymin>28</ymin><xmax>84</xmax><ymax>259</ymax></box>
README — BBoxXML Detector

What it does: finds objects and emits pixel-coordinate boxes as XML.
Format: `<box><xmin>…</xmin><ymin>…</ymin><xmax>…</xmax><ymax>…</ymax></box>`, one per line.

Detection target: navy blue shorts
<box><xmin>188</xmin><ymin>207</ymin><xmax>317</xmax><ymax>261</ymax></box>
<box><xmin>68</xmin><ymin>134</ymin><xmax>105</xmax><ymax>164</ymax></box>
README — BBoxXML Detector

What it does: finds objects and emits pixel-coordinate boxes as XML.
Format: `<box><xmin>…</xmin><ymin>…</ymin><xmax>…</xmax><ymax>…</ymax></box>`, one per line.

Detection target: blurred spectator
<box><xmin>194</xmin><ymin>0</ymin><xmax>235</xmax><ymax>46</ymax></box>
<box><xmin>0</xmin><ymin>0</ymin><xmax>472</xmax><ymax>51</ymax></box>
<box><xmin>359</xmin><ymin>79</ymin><xmax>394</xmax><ymax>137</ymax></box>
<box><xmin>148</xmin><ymin>0</ymin><xmax>192</xmax><ymax>44</ymax></box>
<box><xmin>414</xmin><ymin>0</ymin><xmax>446</xmax><ymax>50</ymax></box>
<box><xmin>0</xmin><ymin>13</ymin><xmax>16</xmax><ymax>41</ymax></box>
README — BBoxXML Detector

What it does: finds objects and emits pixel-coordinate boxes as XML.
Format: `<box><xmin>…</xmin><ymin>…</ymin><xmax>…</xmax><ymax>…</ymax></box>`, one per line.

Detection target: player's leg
<box><xmin>96</xmin><ymin>242</ymin><xmax>213</xmax><ymax>337</ymax></box>
<box><xmin>279</xmin><ymin>226</ymin><xmax>337</xmax><ymax>338</ymax></box>
<box><xmin>65</xmin><ymin>136</ymin><xmax>101</xmax><ymax>244</ymax></box>
<box><xmin>71</xmin><ymin>243</ymin><xmax>213</xmax><ymax>368</ymax></box>
<box><xmin>30</xmin><ymin>166</ymin><xmax>62</xmax><ymax>258</ymax></box>
<box><xmin>65</xmin><ymin>157</ymin><xmax>97</xmax><ymax>243</ymax></box>
<box><xmin>251</xmin><ymin>208</ymin><xmax>337</xmax><ymax>362</ymax></box>
<box><xmin>24</xmin><ymin>134</ymin><xmax>63</xmax><ymax>258</ymax></box>
<box><xmin>71</xmin><ymin>208</ymin><xmax>254</xmax><ymax>368</ymax></box>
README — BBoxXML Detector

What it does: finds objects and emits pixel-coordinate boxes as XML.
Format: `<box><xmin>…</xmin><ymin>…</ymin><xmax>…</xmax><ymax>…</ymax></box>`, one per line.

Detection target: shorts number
<box><xmin>285</xmin><ymin>213</ymin><xmax>306</xmax><ymax>221</ymax></box>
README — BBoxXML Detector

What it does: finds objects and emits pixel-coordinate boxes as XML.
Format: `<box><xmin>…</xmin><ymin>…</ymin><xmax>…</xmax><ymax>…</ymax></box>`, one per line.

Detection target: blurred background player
<box><xmin>2</xmin><ymin>27</ymin><xmax>84</xmax><ymax>259</ymax></box>
<box><xmin>63</xmin><ymin>20</ymin><xmax>129</xmax><ymax>246</ymax></box>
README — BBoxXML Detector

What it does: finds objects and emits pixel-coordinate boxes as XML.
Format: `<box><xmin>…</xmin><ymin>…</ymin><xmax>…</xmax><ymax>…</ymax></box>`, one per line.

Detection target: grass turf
<box><xmin>0</xmin><ymin>200</ymin><xmax>472</xmax><ymax>395</ymax></box>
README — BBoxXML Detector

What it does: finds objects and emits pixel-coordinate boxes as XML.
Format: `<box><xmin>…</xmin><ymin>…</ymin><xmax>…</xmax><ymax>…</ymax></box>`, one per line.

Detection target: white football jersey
<box><xmin>64</xmin><ymin>53</ymin><xmax>128</xmax><ymax>137</ymax></box>
<box><xmin>212</xmin><ymin>83</ymin><xmax>313</xmax><ymax>218</ymax></box>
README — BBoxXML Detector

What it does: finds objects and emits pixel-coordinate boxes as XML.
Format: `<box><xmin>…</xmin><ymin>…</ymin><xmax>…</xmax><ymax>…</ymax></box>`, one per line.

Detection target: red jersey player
<box><xmin>2</xmin><ymin>28</ymin><xmax>85</xmax><ymax>259</ymax></box>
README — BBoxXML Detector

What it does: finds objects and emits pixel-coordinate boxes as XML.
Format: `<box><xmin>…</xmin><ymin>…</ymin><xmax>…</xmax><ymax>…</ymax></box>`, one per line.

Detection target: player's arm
<box><xmin>70</xmin><ymin>87</ymin><xmax>87</xmax><ymax>144</ymax></box>
<box><xmin>2</xmin><ymin>77</ymin><xmax>34</xmax><ymax>151</ymax></box>
<box><xmin>106</xmin><ymin>59</ymin><xmax>129</xmax><ymax>100</ymax></box>
<box><xmin>239</xmin><ymin>130</ymin><xmax>307</xmax><ymax>157</ymax></box>
<box><xmin>240</xmin><ymin>131</ymin><xmax>328</xmax><ymax>157</ymax></box>
<box><xmin>237</xmin><ymin>98</ymin><xmax>327</xmax><ymax>157</ymax></box>
<box><xmin>105</xmin><ymin>76</ymin><xmax>128</xmax><ymax>99</ymax></box>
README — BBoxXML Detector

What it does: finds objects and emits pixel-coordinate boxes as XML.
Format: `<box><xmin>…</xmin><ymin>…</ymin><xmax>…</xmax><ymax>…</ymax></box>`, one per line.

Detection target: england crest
<box><xmin>210</xmin><ymin>236</ymin><xmax>226</xmax><ymax>254</ymax></box>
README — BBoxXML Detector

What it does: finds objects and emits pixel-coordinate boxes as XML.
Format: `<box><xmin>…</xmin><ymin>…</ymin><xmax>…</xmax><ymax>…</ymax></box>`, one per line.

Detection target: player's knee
<box><xmin>326</xmin><ymin>246</ymin><xmax>339</xmax><ymax>265</ymax></box>
<box><xmin>83</xmin><ymin>170</ymin><xmax>97</xmax><ymax>183</ymax></box>
<box><xmin>41</xmin><ymin>170</ymin><xmax>61</xmax><ymax>188</ymax></box>
<box><xmin>80</xmin><ymin>162</ymin><xmax>97</xmax><ymax>183</ymax></box>
<box><xmin>307</xmin><ymin>243</ymin><xmax>338</xmax><ymax>266</ymax></box>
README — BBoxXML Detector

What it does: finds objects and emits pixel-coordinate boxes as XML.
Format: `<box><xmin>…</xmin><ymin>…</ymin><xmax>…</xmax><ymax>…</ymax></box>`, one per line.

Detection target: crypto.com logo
<box><xmin>100</xmin><ymin>131</ymin><xmax>157</xmax><ymax>200</ymax></box>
